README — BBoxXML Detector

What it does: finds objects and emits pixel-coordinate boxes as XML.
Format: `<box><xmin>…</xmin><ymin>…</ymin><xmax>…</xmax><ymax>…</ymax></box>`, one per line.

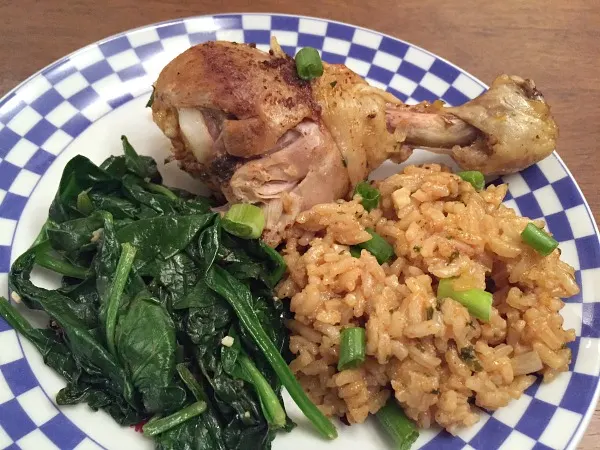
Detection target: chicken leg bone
<box><xmin>386</xmin><ymin>75</ymin><xmax>558</xmax><ymax>175</ymax></box>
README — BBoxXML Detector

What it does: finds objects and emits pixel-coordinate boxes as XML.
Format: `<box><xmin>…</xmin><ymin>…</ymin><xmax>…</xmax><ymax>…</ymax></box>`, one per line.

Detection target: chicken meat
<box><xmin>151</xmin><ymin>39</ymin><xmax>558</xmax><ymax>244</ymax></box>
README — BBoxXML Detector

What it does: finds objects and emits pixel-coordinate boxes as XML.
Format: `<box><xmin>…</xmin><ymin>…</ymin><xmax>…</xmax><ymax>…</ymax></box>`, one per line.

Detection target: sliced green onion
<box><xmin>354</xmin><ymin>181</ymin><xmax>380</xmax><ymax>211</ymax></box>
<box><xmin>521</xmin><ymin>223</ymin><xmax>558</xmax><ymax>256</ymax></box>
<box><xmin>338</xmin><ymin>327</ymin><xmax>366</xmax><ymax>371</ymax></box>
<box><xmin>375</xmin><ymin>399</ymin><xmax>419</xmax><ymax>450</ymax></box>
<box><xmin>349</xmin><ymin>246</ymin><xmax>362</xmax><ymax>259</ymax></box>
<box><xmin>76</xmin><ymin>190</ymin><xmax>93</xmax><ymax>215</ymax></box>
<box><xmin>437</xmin><ymin>278</ymin><xmax>492</xmax><ymax>322</ymax></box>
<box><xmin>352</xmin><ymin>229</ymin><xmax>395</xmax><ymax>264</ymax></box>
<box><xmin>295</xmin><ymin>47</ymin><xmax>324</xmax><ymax>81</ymax></box>
<box><xmin>222</xmin><ymin>204</ymin><xmax>265</xmax><ymax>239</ymax></box>
<box><xmin>143</xmin><ymin>401</ymin><xmax>206</xmax><ymax>436</ymax></box>
<box><xmin>457</xmin><ymin>171</ymin><xmax>485</xmax><ymax>191</ymax></box>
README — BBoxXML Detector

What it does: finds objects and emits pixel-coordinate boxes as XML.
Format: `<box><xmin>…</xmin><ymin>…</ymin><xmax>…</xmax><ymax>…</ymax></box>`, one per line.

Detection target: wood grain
<box><xmin>0</xmin><ymin>1</ymin><xmax>598</xmax><ymax>448</ymax></box>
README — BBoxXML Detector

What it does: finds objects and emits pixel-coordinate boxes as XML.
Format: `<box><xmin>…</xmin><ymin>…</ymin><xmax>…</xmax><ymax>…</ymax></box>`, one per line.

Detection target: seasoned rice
<box><xmin>276</xmin><ymin>164</ymin><xmax>578</xmax><ymax>434</ymax></box>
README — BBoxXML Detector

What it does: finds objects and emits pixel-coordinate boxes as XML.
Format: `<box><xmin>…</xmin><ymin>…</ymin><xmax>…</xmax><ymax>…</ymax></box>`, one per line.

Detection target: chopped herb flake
<box><xmin>426</xmin><ymin>307</ymin><xmax>434</xmax><ymax>320</ymax></box>
<box><xmin>459</xmin><ymin>345</ymin><xmax>476</xmax><ymax>361</ymax></box>
<box><xmin>459</xmin><ymin>346</ymin><xmax>483</xmax><ymax>372</ymax></box>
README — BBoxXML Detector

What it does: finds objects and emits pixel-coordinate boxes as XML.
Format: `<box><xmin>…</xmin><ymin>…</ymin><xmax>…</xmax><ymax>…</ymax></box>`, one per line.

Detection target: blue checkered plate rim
<box><xmin>0</xmin><ymin>13</ymin><xmax>598</xmax><ymax>450</ymax></box>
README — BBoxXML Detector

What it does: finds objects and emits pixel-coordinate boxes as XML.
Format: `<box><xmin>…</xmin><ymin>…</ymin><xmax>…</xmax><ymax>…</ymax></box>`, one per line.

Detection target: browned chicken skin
<box><xmin>152</xmin><ymin>40</ymin><xmax>558</xmax><ymax>244</ymax></box>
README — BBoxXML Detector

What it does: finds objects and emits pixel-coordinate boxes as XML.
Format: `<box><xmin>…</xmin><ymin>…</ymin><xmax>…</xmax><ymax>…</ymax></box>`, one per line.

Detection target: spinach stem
<box><xmin>33</xmin><ymin>241</ymin><xmax>89</xmax><ymax>279</ymax></box>
<box><xmin>0</xmin><ymin>296</ymin><xmax>35</xmax><ymax>335</ymax></box>
<box><xmin>176</xmin><ymin>363</ymin><xmax>206</xmax><ymax>402</ymax></box>
<box><xmin>105</xmin><ymin>242</ymin><xmax>137</xmax><ymax>356</ymax></box>
<box><xmin>206</xmin><ymin>266</ymin><xmax>338</xmax><ymax>440</ymax></box>
<box><xmin>142</xmin><ymin>400</ymin><xmax>207</xmax><ymax>437</ymax></box>
<box><xmin>35</xmin><ymin>254</ymin><xmax>89</xmax><ymax>280</ymax></box>
<box><xmin>143</xmin><ymin>182</ymin><xmax>178</xmax><ymax>201</ymax></box>
<box><xmin>238</xmin><ymin>352</ymin><xmax>286</xmax><ymax>429</ymax></box>
<box><xmin>258</xmin><ymin>242</ymin><xmax>287</xmax><ymax>287</ymax></box>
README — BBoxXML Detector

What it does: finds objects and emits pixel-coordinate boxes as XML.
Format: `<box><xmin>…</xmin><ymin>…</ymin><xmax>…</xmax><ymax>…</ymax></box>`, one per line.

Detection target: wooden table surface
<box><xmin>0</xmin><ymin>0</ymin><xmax>598</xmax><ymax>448</ymax></box>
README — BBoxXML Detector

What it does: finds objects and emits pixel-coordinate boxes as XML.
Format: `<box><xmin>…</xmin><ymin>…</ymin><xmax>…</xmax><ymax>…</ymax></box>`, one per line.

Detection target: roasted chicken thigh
<box><xmin>151</xmin><ymin>39</ymin><xmax>558</xmax><ymax>244</ymax></box>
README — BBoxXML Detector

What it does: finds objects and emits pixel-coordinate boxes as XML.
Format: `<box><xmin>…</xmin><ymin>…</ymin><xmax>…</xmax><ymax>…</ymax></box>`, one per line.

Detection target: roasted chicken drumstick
<box><xmin>151</xmin><ymin>39</ymin><xmax>558</xmax><ymax>244</ymax></box>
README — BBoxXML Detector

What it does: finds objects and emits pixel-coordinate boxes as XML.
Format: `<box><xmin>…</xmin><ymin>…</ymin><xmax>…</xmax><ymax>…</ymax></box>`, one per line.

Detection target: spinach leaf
<box><xmin>122</xmin><ymin>175</ymin><xmax>179</xmax><ymax>216</ymax></box>
<box><xmin>116</xmin><ymin>293</ymin><xmax>186</xmax><ymax>413</ymax></box>
<box><xmin>198</xmin><ymin>217</ymin><xmax>221</xmax><ymax>275</ymax></box>
<box><xmin>217</xmin><ymin>233</ymin><xmax>286</xmax><ymax>288</ymax></box>
<box><xmin>57</xmin><ymin>277</ymin><xmax>100</xmax><ymax>330</ymax></box>
<box><xmin>76</xmin><ymin>190</ymin><xmax>94</xmax><ymax>216</ymax></box>
<box><xmin>185</xmin><ymin>301</ymin><xmax>232</xmax><ymax>348</ymax></box>
<box><xmin>9</xmin><ymin>251</ymin><xmax>137</xmax><ymax>408</ymax></box>
<box><xmin>121</xmin><ymin>135</ymin><xmax>160</xmax><ymax>181</ymax></box>
<box><xmin>89</xmin><ymin>193</ymin><xmax>139</xmax><ymax>219</ymax></box>
<box><xmin>116</xmin><ymin>213</ymin><xmax>215</xmax><ymax>264</ymax></box>
<box><xmin>11</xmin><ymin>250</ymin><xmax>93</xmax><ymax>325</ymax></box>
<box><xmin>46</xmin><ymin>213</ymin><xmax>104</xmax><ymax>254</ymax></box>
<box><xmin>2</xmin><ymin>137</ymin><xmax>299</xmax><ymax>449</ymax></box>
<box><xmin>0</xmin><ymin>297</ymin><xmax>142</xmax><ymax>426</ymax></box>
<box><xmin>154</xmin><ymin>418</ymin><xmax>205</xmax><ymax>450</ymax></box>
<box><xmin>181</xmin><ymin>274</ymin><xmax>278</xmax><ymax>449</ymax></box>
<box><xmin>49</xmin><ymin>156</ymin><xmax>120</xmax><ymax>223</ymax></box>
<box><xmin>56</xmin><ymin>381</ymin><xmax>143</xmax><ymax>425</ymax></box>
<box><xmin>58</xmin><ymin>276</ymin><xmax>99</xmax><ymax>307</ymax></box>
<box><xmin>157</xmin><ymin>253</ymin><xmax>200</xmax><ymax>304</ymax></box>
<box><xmin>176</xmin><ymin>364</ymin><xmax>227</xmax><ymax>450</ymax></box>
<box><xmin>177</xmin><ymin>198</ymin><xmax>213</xmax><ymax>215</ymax></box>
<box><xmin>0</xmin><ymin>297</ymin><xmax>80</xmax><ymax>381</ymax></box>
<box><xmin>173</xmin><ymin>280</ymin><xmax>221</xmax><ymax>311</ymax></box>
<box><xmin>100</xmin><ymin>155</ymin><xmax>128</xmax><ymax>178</ymax></box>
<box><xmin>235</xmin><ymin>292</ymin><xmax>291</xmax><ymax>389</ymax></box>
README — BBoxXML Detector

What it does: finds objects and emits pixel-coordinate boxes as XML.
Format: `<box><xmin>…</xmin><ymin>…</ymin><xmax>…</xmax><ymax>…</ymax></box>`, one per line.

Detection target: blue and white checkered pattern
<box><xmin>0</xmin><ymin>13</ymin><xmax>598</xmax><ymax>450</ymax></box>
